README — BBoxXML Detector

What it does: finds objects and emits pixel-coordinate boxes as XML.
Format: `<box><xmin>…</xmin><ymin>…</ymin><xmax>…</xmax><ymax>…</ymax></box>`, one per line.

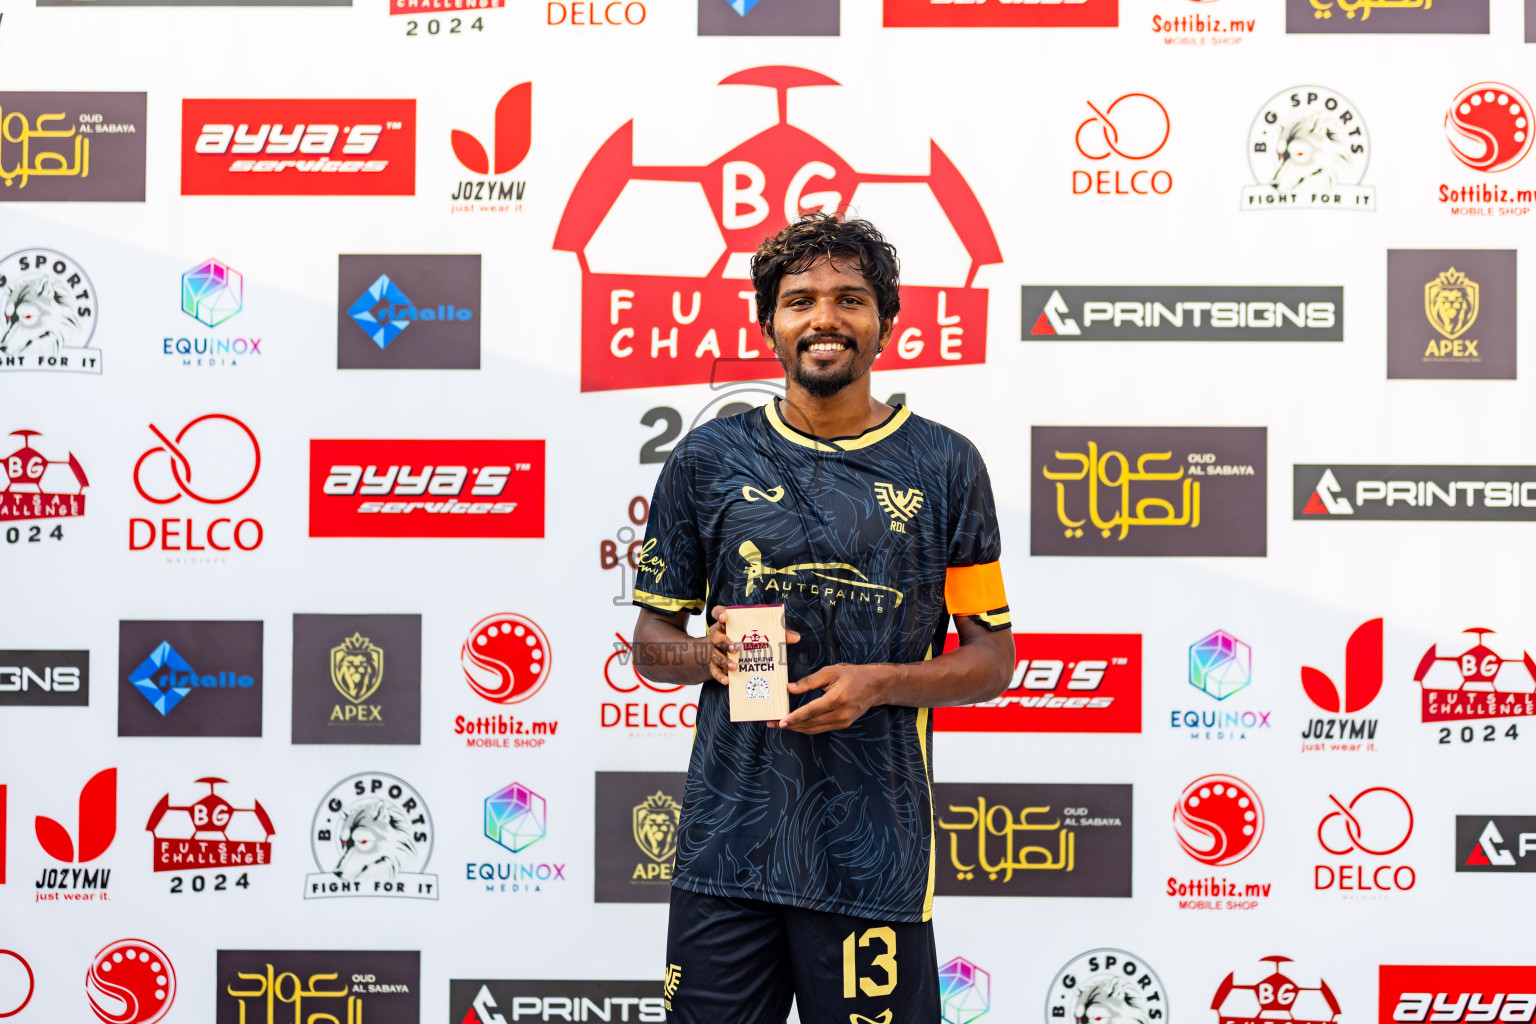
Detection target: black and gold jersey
<box><xmin>635</xmin><ymin>401</ymin><xmax>1009</xmax><ymax>922</ymax></box>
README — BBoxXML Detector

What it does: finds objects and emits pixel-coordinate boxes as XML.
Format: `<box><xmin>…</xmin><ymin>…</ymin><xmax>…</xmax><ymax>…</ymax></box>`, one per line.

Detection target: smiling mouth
<box><xmin>800</xmin><ymin>336</ymin><xmax>853</xmax><ymax>356</ymax></box>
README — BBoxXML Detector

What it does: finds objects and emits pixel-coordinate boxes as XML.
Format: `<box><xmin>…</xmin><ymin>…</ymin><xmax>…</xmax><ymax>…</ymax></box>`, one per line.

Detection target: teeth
<box><xmin>808</xmin><ymin>342</ymin><xmax>846</xmax><ymax>352</ymax></box>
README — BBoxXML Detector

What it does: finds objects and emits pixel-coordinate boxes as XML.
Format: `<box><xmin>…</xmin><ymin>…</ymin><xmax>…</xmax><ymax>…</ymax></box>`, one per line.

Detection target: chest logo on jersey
<box><xmin>873</xmin><ymin>482</ymin><xmax>925</xmax><ymax>533</ymax></box>
<box><xmin>741</xmin><ymin>485</ymin><xmax>785</xmax><ymax>503</ymax></box>
<box><xmin>738</xmin><ymin>541</ymin><xmax>904</xmax><ymax>608</ymax></box>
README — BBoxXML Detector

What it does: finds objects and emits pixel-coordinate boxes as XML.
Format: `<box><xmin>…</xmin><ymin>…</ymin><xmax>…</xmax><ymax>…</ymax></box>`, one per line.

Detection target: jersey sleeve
<box><xmin>632</xmin><ymin>441</ymin><xmax>707</xmax><ymax>616</ymax></box>
<box><xmin>944</xmin><ymin>442</ymin><xmax>1010</xmax><ymax>632</ymax></box>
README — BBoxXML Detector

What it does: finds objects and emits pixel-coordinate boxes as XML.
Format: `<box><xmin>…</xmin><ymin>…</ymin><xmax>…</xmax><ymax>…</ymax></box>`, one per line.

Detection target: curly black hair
<box><xmin>750</xmin><ymin>213</ymin><xmax>901</xmax><ymax>334</ymax></box>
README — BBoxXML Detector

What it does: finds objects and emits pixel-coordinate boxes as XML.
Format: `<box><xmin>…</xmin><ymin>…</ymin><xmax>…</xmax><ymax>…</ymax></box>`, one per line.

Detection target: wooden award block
<box><xmin>724</xmin><ymin>604</ymin><xmax>790</xmax><ymax>722</ymax></box>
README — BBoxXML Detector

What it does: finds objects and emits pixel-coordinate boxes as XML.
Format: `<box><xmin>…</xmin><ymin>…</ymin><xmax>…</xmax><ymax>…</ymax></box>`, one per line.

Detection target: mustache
<box><xmin>797</xmin><ymin>333</ymin><xmax>857</xmax><ymax>352</ymax></box>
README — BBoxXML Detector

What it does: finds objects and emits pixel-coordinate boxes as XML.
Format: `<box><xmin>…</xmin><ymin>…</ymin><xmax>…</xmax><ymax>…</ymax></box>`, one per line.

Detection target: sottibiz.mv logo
<box><xmin>554</xmin><ymin>65</ymin><xmax>1001</xmax><ymax>392</ymax></box>
<box><xmin>309</xmin><ymin>439</ymin><xmax>544</xmax><ymax>538</ymax></box>
<box><xmin>181</xmin><ymin>99</ymin><xmax>416</xmax><ymax>196</ymax></box>
<box><xmin>933</xmin><ymin>632</ymin><xmax>1140</xmax><ymax>733</ymax></box>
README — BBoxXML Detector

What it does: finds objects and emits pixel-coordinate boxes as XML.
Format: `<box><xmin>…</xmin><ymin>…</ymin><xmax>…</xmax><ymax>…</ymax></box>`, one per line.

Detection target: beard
<box><xmin>784</xmin><ymin>333</ymin><xmax>860</xmax><ymax>398</ymax></box>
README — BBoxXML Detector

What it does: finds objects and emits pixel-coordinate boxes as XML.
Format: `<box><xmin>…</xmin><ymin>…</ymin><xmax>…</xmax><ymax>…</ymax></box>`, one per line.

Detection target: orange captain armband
<box><xmin>944</xmin><ymin>561</ymin><xmax>1010</xmax><ymax>630</ymax></box>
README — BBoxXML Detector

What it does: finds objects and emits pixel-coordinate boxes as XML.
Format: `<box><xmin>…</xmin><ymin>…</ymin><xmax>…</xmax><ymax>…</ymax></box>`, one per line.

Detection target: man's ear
<box><xmin>877</xmin><ymin>318</ymin><xmax>895</xmax><ymax>352</ymax></box>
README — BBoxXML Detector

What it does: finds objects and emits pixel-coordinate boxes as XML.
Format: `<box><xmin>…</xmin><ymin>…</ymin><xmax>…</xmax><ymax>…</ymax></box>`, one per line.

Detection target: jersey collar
<box><xmin>763</xmin><ymin>399</ymin><xmax>912</xmax><ymax>453</ymax></box>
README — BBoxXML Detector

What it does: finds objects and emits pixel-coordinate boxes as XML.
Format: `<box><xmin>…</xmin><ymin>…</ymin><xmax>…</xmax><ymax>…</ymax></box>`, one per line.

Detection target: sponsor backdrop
<box><xmin>2</xmin><ymin>1</ymin><xmax>1536</xmax><ymax>1023</ymax></box>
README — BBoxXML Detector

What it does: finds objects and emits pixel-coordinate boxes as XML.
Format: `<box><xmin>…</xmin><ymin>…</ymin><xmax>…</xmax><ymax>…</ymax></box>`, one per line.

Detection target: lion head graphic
<box><xmin>1425</xmin><ymin>268</ymin><xmax>1478</xmax><ymax>339</ymax></box>
<box><xmin>330</xmin><ymin>632</ymin><xmax>384</xmax><ymax>704</ymax></box>
<box><xmin>1075</xmin><ymin>978</ymin><xmax>1157</xmax><ymax>1024</ymax></box>
<box><xmin>1269</xmin><ymin>114</ymin><xmax>1357</xmax><ymax>193</ymax></box>
<box><xmin>633</xmin><ymin>792</ymin><xmax>681</xmax><ymax>863</ymax></box>
<box><xmin>0</xmin><ymin>276</ymin><xmax>83</xmax><ymax>356</ymax></box>
<box><xmin>332</xmin><ymin>799</ymin><xmax>420</xmax><ymax>880</ymax></box>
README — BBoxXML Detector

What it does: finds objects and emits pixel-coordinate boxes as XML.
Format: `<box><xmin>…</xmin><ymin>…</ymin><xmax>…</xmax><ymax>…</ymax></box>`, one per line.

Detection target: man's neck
<box><xmin>777</xmin><ymin>379</ymin><xmax>892</xmax><ymax>440</ymax></box>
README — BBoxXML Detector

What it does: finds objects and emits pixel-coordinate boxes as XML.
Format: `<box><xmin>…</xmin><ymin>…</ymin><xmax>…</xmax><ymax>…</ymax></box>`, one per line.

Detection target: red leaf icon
<box><xmin>1300</xmin><ymin>665</ymin><xmax>1340</xmax><ymax>713</ymax></box>
<box><xmin>1342</xmin><ymin>618</ymin><xmax>1383</xmax><ymax>713</ymax></box>
<box><xmin>492</xmin><ymin>83</ymin><xmax>532</xmax><ymax>174</ymax></box>
<box><xmin>451</xmin><ymin>130</ymin><xmax>490</xmax><ymax>175</ymax></box>
<box><xmin>34</xmin><ymin>814</ymin><xmax>73</xmax><ymax>862</ymax></box>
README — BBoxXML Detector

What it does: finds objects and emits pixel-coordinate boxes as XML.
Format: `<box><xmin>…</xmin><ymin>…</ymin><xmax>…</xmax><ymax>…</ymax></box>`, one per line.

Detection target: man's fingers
<box><xmin>785</xmin><ymin>629</ymin><xmax>801</xmax><ymax>643</ymax></box>
<box><xmin>787</xmin><ymin>667</ymin><xmax>836</xmax><ymax>694</ymax></box>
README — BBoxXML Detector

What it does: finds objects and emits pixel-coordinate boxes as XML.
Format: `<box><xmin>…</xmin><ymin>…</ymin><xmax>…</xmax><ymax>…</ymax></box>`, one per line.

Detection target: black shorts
<box><xmin>663</xmin><ymin>885</ymin><xmax>938</xmax><ymax>1024</ymax></box>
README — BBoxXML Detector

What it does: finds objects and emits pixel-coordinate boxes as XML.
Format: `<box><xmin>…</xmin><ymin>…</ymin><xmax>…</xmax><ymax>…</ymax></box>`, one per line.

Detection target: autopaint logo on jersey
<box><xmin>1457</xmin><ymin>816</ymin><xmax>1536</xmax><ymax>872</ymax></box>
<box><xmin>553</xmin><ymin>65</ymin><xmax>1001</xmax><ymax>391</ymax></box>
<box><xmin>1296</xmin><ymin>465</ymin><xmax>1536</xmax><ymax>521</ymax></box>
<box><xmin>934</xmin><ymin>783</ymin><xmax>1131</xmax><ymax>897</ymax></box>
<box><xmin>450</xmin><ymin>85</ymin><xmax>528</xmax><ymax>214</ymax></box>
<box><xmin>1241</xmin><ymin>85</ymin><xmax>1374</xmax><ymax>210</ymax></box>
<box><xmin>602</xmin><ymin>633</ymin><xmax>697</xmax><ymax>733</ymax></box>
<box><xmin>883</xmin><ymin>0</ymin><xmax>1116</xmax><ymax>27</ymax></box>
<box><xmin>145</xmin><ymin>778</ymin><xmax>273</xmax><ymax>879</ymax></box>
<box><xmin>0</xmin><ymin>93</ymin><xmax>146</xmax><ymax>201</ymax></box>
<box><xmin>310</xmin><ymin>439</ymin><xmax>544</xmax><ymax>538</ymax></box>
<box><xmin>1379</xmin><ymin>966</ymin><xmax>1536</xmax><ymax>1024</ymax></box>
<box><xmin>34</xmin><ymin>767</ymin><xmax>116</xmax><ymax>902</ymax></box>
<box><xmin>130</xmin><ymin>414</ymin><xmax>263</xmax><ymax>559</ymax></box>
<box><xmin>934</xmin><ymin>633</ymin><xmax>1141</xmax><ymax>733</ymax></box>
<box><xmin>1300</xmin><ymin>618</ymin><xmax>1382</xmax><ymax>752</ymax></box>
<box><xmin>293</xmin><ymin>614</ymin><xmax>422</xmax><ymax>745</ymax></box>
<box><xmin>1032</xmin><ymin>427</ymin><xmax>1266</xmax><ymax>557</ymax></box>
<box><xmin>181</xmin><ymin>99</ymin><xmax>416</xmax><ymax>196</ymax></box>
<box><xmin>457</xmin><ymin>612</ymin><xmax>559</xmax><ymax>748</ymax></box>
<box><xmin>1216</xmin><ymin>958</ymin><xmax>1339</xmax><ymax>1024</ymax></box>
<box><xmin>166</xmin><ymin>258</ymin><xmax>260</xmax><ymax>368</ymax></box>
<box><xmin>1023</xmin><ymin>286</ymin><xmax>1342</xmax><ymax>340</ymax></box>
<box><xmin>699</xmin><ymin>0</ymin><xmax>838</xmax><ymax>35</ymax></box>
<box><xmin>1314</xmin><ymin>787</ymin><xmax>1415</xmax><ymax>896</ymax></box>
<box><xmin>1168</xmin><ymin>774</ymin><xmax>1272</xmax><ymax>910</ymax></box>
<box><xmin>1071</xmin><ymin>94</ymin><xmax>1173</xmax><ymax>198</ymax></box>
<box><xmin>0</xmin><ymin>249</ymin><xmax>99</xmax><ymax>373</ymax></box>
<box><xmin>1388</xmin><ymin>249</ymin><xmax>1516</xmax><ymax>379</ymax></box>
<box><xmin>1415</xmin><ymin>628</ymin><xmax>1536</xmax><ymax>723</ymax></box>
<box><xmin>1046</xmin><ymin>949</ymin><xmax>1167</xmax><ymax>1023</ymax></box>
<box><xmin>594</xmin><ymin>771</ymin><xmax>685</xmax><ymax>903</ymax></box>
<box><xmin>217</xmin><ymin>950</ymin><xmax>419</xmax><ymax>1024</ymax></box>
<box><xmin>338</xmin><ymin>255</ymin><xmax>481</xmax><ymax>369</ymax></box>
<box><xmin>469</xmin><ymin>782</ymin><xmax>567</xmax><ymax>895</ymax></box>
<box><xmin>1290</xmin><ymin>0</ymin><xmax>1487</xmax><ymax>33</ymax></box>
<box><xmin>1439</xmin><ymin>84</ymin><xmax>1535</xmax><ymax>215</ymax></box>
<box><xmin>305</xmin><ymin>772</ymin><xmax>436</xmax><ymax>900</ymax></box>
<box><xmin>450</xmin><ymin>981</ymin><xmax>665</xmax><ymax>1024</ymax></box>
<box><xmin>1</xmin><ymin>429</ymin><xmax>88</xmax><ymax>525</ymax></box>
<box><xmin>1173</xmin><ymin>630</ymin><xmax>1274</xmax><ymax>742</ymax></box>
<box><xmin>118</xmin><ymin>621</ymin><xmax>264</xmax><ymax>738</ymax></box>
<box><xmin>0</xmin><ymin>650</ymin><xmax>88</xmax><ymax>707</ymax></box>
<box><xmin>87</xmin><ymin>939</ymin><xmax>175</xmax><ymax>1024</ymax></box>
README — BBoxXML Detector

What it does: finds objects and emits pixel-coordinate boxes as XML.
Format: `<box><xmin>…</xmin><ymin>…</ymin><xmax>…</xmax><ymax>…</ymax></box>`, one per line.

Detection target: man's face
<box><xmin>766</xmin><ymin>258</ymin><xmax>892</xmax><ymax>398</ymax></box>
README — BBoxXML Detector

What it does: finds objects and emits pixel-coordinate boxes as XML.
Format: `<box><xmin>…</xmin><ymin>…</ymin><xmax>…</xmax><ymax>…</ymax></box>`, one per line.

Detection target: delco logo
<box><xmin>181</xmin><ymin>99</ymin><xmax>416</xmax><ymax>196</ymax></box>
<box><xmin>1380</xmin><ymin>966</ymin><xmax>1536</xmax><ymax>1024</ymax></box>
<box><xmin>935</xmin><ymin>632</ymin><xmax>1141</xmax><ymax>733</ymax></box>
<box><xmin>554</xmin><ymin>65</ymin><xmax>1001</xmax><ymax>392</ymax></box>
<box><xmin>309</xmin><ymin>439</ymin><xmax>545</xmax><ymax>538</ymax></box>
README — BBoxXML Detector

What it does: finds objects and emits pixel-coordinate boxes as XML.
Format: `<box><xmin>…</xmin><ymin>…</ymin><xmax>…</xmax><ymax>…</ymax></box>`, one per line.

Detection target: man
<box><xmin>632</xmin><ymin>213</ymin><xmax>1013</xmax><ymax>1024</ymax></box>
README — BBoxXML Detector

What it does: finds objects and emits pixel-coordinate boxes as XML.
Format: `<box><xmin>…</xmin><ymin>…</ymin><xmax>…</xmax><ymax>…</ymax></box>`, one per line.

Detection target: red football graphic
<box><xmin>461</xmin><ymin>612</ymin><xmax>551</xmax><ymax>704</ymax></box>
<box><xmin>1446</xmin><ymin>83</ymin><xmax>1532</xmax><ymax>173</ymax></box>
<box><xmin>1173</xmin><ymin>774</ymin><xmax>1264</xmax><ymax>867</ymax></box>
<box><xmin>85</xmin><ymin>940</ymin><xmax>175</xmax><ymax>1024</ymax></box>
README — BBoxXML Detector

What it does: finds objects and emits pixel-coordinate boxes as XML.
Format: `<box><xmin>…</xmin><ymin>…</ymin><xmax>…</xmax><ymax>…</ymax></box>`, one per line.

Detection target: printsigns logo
<box><xmin>450</xmin><ymin>85</ymin><xmax>529</xmax><ymax>213</ymax></box>
<box><xmin>217</xmin><ymin>951</ymin><xmax>418</xmax><ymax>1024</ymax></box>
<box><xmin>293</xmin><ymin>614</ymin><xmax>421</xmax><ymax>745</ymax></box>
<box><xmin>145</xmin><ymin>778</ymin><xmax>274</xmax><ymax>876</ymax></box>
<box><xmin>1022</xmin><ymin>286</ymin><xmax>1342</xmax><ymax>340</ymax></box>
<box><xmin>883</xmin><ymin>0</ymin><xmax>1116</xmax><ymax>28</ymax></box>
<box><xmin>594</xmin><ymin>771</ymin><xmax>685</xmax><ymax>902</ymax></box>
<box><xmin>1031</xmin><ymin>427</ymin><xmax>1267</xmax><ymax>557</ymax></box>
<box><xmin>554</xmin><ymin>65</ymin><xmax>1001</xmax><ymax>391</ymax></box>
<box><xmin>0</xmin><ymin>93</ymin><xmax>146</xmax><ymax>201</ymax></box>
<box><xmin>699</xmin><ymin>0</ymin><xmax>838</xmax><ymax>35</ymax></box>
<box><xmin>934</xmin><ymin>633</ymin><xmax>1141</xmax><ymax>734</ymax></box>
<box><xmin>1045</xmin><ymin>950</ymin><xmax>1166</xmax><ymax>1024</ymax></box>
<box><xmin>1243</xmin><ymin>87</ymin><xmax>1373</xmax><ymax>210</ymax></box>
<box><xmin>1072</xmin><ymin>94</ymin><xmax>1173</xmax><ymax>197</ymax></box>
<box><xmin>305</xmin><ymin>772</ymin><xmax>436</xmax><ymax>900</ymax></box>
<box><xmin>450</xmin><ymin>981</ymin><xmax>664</xmax><ymax>1024</ymax></box>
<box><xmin>1457</xmin><ymin>816</ymin><xmax>1536</xmax><ymax>872</ymax></box>
<box><xmin>1380</xmin><ymin>966</ymin><xmax>1536</xmax><ymax>1024</ymax></box>
<box><xmin>1</xmin><ymin>430</ymin><xmax>88</xmax><ymax>524</ymax></box>
<box><xmin>338</xmin><ymin>255</ymin><xmax>481</xmax><ymax>368</ymax></box>
<box><xmin>1388</xmin><ymin>249</ymin><xmax>1516</xmax><ymax>380</ymax></box>
<box><xmin>87</xmin><ymin>939</ymin><xmax>175</xmax><ymax>1024</ymax></box>
<box><xmin>934</xmin><ymin>783</ymin><xmax>1131</xmax><ymax>897</ymax></box>
<box><xmin>1213</xmin><ymin>958</ymin><xmax>1338</xmax><ymax>1024</ymax></box>
<box><xmin>1415</xmin><ymin>628</ymin><xmax>1536</xmax><ymax>724</ymax></box>
<box><xmin>1295</xmin><ymin>465</ymin><xmax>1536</xmax><ymax>521</ymax></box>
<box><xmin>0</xmin><ymin>249</ymin><xmax>99</xmax><ymax>373</ymax></box>
<box><xmin>1315</xmin><ymin>787</ymin><xmax>1415</xmax><ymax>894</ymax></box>
<box><xmin>118</xmin><ymin>621</ymin><xmax>263</xmax><ymax>737</ymax></box>
<box><xmin>181</xmin><ymin>99</ymin><xmax>416</xmax><ymax>196</ymax></box>
<box><xmin>309</xmin><ymin>439</ymin><xmax>545</xmax><ymax>538</ymax></box>
<box><xmin>1174</xmin><ymin>774</ymin><xmax>1262</xmax><ymax>867</ymax></box>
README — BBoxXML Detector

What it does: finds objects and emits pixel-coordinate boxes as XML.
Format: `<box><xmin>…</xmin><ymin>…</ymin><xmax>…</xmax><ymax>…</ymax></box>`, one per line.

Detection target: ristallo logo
<box><xmin>883</xmin><ymin>0</ymin><xmax>1117</xmax><ymax>28</ymax></box>
<box><xmin>1379</xmin><ymin>966</ymin><xmax>1536</xmax><ymax>1024</ymax></box>
<box><xmin>933</xmin><ymin>632</ymin><xmax>1141</xmax><ymax>733</ymax></box>
<box><xmin>450</xmin><ymin>84</ymin><xmax>529</xmax><ymax>213</ymax></box>
<box><xmin>1</xmin><ymin>429</ymin><xmax>88</xmax><ymax>532</ymax></box>
<box><xmin>602</xmin><ymin>634</ymin><xmax>697</xmax><ymax>732</ymax></box>
<box><xmin>1168</xmin><ymin>774</ymin><xmax>1271</xmax><ymax>911</ymax></box>
<box><xmin>180</xmin><ymin>99</ymin><xmax>416</xmax><ymax>196</ymax></box>
<box><xmin>86</xmin><ymin>939</ymin><xmax>175</xmax><ymax>1024</ymax></box>
<box><xmin>1072</xmin><ymin>94</ymin><xmax>1173</xmax><ymax>197</ymax></box>
<box><xmin>117</xmin><ymin>621</ymin><xmax>264</xmax><ymax>738</ymax></box>
<box><xmin>130</xmin><ymin>414</ymin><xmax>263</xmax><ymax>557</ymax></box>
<box><xmin>554</xmin><ymin>65</ymin><xmax>1001</xmax><ymax>391</ymax></box>
<box><xmin>1216</xmin><ymin>958</ymin><xmax>1339</xmax><ymax>1024</ymax></box>
<box><xmin>1300</xmin><ymin>618</ymin><xmax>1382</xmax><ymax>752</ymax></box>
<box><xmin>337</xmin><ymin>255</ymin><xmax>481</xmax><ymax>368</ymax></box>
<box><xmin>34</xmin><ymin>767</ymin><xmax>116</xmax><ymax>902</ymax></box>
<box><xmin>309</xmin><ymin>439</ymin><xmax>544</xmax><ymax>538</ymax></box>
<box><xmin>1438</xmin><ymin>84</ymin><xmax>1535</xmax><ymax>215</ymax></box>
<box><xmin>1415</xmin><ymin>627</ymin><xmax>1535</xmax><ymax>727</ymax></box>
<box><xmin>1314</xmin><ymin>787</ymin><xmax>1416</xmax><ymax>895</ymax></box>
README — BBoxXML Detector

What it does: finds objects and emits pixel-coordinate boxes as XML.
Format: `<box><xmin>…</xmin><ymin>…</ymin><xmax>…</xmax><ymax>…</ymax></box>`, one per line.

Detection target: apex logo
<box><xmin>1029</xmin><ymin>290</ymin><xmax>1081</xmax><ymax>336</ymax></box>
<box><xmin>452</xmin><ymin>84</ymin><xmax>530</xmax><ymax>176</ymax></box>
<box><xmin>35</xmin><ymin>767</ymin><xmax>116</xmax><ymax>864</ymax></box>
<box><xmin>1301</xmin><ymin>618</ymin><xmax>1382</xmax><ymax>713</ymax></box>
<box><xmin>1301</xmin><ymin>469</ymin><xmax>1352</xmax><ymax>515</ymax></box>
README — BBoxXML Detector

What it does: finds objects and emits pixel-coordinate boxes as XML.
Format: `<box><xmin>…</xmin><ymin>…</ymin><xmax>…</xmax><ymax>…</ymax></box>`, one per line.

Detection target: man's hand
<box><xmin>771</xmin><ymin>663</ymin><xmax>894</xmax><ymax>735</ymax></box>
<box><xmin>707</xmin><ymin>605</ymin><xmax>799</xmax><ymax>686</ymax></box>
